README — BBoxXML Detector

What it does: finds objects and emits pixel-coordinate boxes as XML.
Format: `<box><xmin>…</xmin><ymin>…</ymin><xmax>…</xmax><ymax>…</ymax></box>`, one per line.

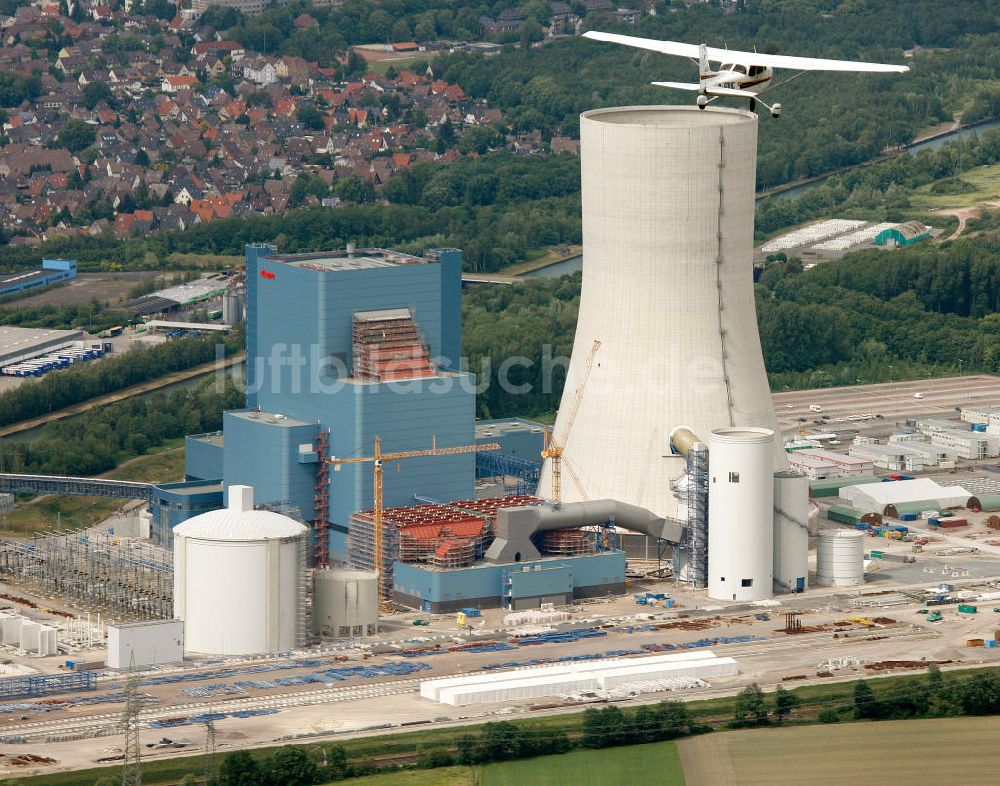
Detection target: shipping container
<box><xmin>939</xmin><ymin>519</ymin><xmax>968</xmax><ymax>529</ymax></box>
<box><xmin>958</xmin><ymin>604</ymin><xmax>978</xmax><ymax>614</ymax></box>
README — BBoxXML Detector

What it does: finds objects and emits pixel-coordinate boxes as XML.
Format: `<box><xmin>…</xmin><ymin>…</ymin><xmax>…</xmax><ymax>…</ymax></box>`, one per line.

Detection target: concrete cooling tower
<box><xmin>539</xmin><ymin>106</ymin><xmax>784</xmax><ymax>518</ymax></box>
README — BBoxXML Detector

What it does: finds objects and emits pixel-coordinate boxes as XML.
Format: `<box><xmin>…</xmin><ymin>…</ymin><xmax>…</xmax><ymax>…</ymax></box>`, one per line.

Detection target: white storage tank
<box><xmin>313</xmin><ymin>568</ymin><xmax>379</xmax><ymax>638</ymax></box>
<box><xmin>173</xmin><ymin>485</ymin><xmax>307</xmax><ymax>656</ymax></box>
<box><xmin>708</xmin><ymin>427</ymin><xmax>775</xmax><ymax>602</ymax></box>
<box><xmin>816</xmin><ymin>529</ymin><xmax>866</xmax><ymax>587</ymax></box>
<box><xmin>773</xmin><ymin>471</ymin><xmax>809</xmax><ymax>593</ymax></box>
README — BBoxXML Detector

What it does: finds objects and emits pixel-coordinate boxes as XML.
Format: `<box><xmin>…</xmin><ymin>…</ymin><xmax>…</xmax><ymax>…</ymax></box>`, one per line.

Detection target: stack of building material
<box><xmin>502</xmin><ymin>604</ymin><xmax>570</xmax><ymax>627</ymax></box>
<box><xmin>420</xmin><ymin>650</ymin><xmax>737</xmax><ymax>706</ymax></box>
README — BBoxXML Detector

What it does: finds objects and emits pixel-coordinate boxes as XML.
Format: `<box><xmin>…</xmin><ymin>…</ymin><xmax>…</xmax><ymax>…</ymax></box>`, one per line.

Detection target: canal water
<box><xmin>764</xmin><ymin>117</ymin><xmax>1000</xmax><ymax>203</ymax></box>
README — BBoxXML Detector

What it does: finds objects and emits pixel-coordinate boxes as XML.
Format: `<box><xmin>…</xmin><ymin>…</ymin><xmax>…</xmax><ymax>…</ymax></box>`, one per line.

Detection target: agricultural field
<box><xmin>678</xmin><ymin>716</ymin><xmax>1000</xmax><ymax>786</ymax></box>
<box><xmin>481</xmin><ymin>743</ymin><xmax>685</xmax><ymax>786</ymax></box>
<box><xmin>335</xmin><ymin>767</ymin><xmax>473</xmax><ymax>785</ymax></box>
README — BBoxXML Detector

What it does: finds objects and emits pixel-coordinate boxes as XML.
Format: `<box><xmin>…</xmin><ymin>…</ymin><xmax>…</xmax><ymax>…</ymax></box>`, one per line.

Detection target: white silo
<box><xmin>539</xmin><ymin>106</ymin><xmax>784</xmax><ymax>517</ymax></box>
<box><xmin>708</xmin><ymin>427</ymin><xmax>775</xmax><ymax>602</ymax></box>
<box><xmin>773</xmin><ymin>471</ymin><xmax>809</xmax><ymax>593</ymax></box>
<box><xmin>313</xmin><ymin>568</ymin><xmax>379</xmax><ymax>638</ymax></box>
<box><xmin>173</xmin><ymin>485</ymin><xmax>308</xmax><ymax>656</ymax></box>
<box><xmin>816</xmin><ymin>530</ymin><xmax>866</xmax><ymax>587</ymax></box>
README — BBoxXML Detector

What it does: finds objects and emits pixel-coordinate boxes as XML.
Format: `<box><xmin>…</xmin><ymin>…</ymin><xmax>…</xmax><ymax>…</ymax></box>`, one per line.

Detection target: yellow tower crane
<box><xmin>329</xmin><ymin>436</ymin><xmax>500</xmax><ymax>611</ymax></box>
<box><xmin>541</xmin><ymin>339</ymin><xmax>601</xmax><ymax>504</ymax></box>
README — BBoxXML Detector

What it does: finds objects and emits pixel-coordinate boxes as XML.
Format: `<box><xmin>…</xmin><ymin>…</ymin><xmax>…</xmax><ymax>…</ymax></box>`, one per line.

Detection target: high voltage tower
<box><xmin>121</xmin><ymin>654</ymin><xmax>144</xmax><ymax>786</ymax></box>
<box><xmin>204</xmin><ymin>709</ymin><xmax>220</xmax><ymax>786</ymax></box>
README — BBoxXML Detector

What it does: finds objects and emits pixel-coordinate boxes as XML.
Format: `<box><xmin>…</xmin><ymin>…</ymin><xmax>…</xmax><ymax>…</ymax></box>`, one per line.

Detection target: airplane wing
<box><xmin>650</xmin><ymin>81</ymin><xmax>700</xmax><ymax>92</ymax></box>
<box><xmin>583</xmin><ymin>31</ymin><xmax>909</xmax><ymax>73</ymax></box>
<box><xmin>651</xmin><ymin>82</ymin><xmax>758</xmax><ymax>98</ymax></box>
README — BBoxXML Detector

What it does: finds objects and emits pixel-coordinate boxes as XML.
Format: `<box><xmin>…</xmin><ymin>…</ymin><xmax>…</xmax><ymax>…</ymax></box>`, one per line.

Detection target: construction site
<box><xmin>5</xmin><ymin>105</ymin><xmax>1000</xmax><ymax>780</ymax></box>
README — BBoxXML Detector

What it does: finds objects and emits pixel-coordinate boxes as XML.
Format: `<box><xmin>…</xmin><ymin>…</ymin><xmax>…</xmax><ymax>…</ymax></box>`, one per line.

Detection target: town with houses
<box><xmin>0</xmin><ymin>0</ymin><xmax>659</xmax><ymax>246</ymax></box>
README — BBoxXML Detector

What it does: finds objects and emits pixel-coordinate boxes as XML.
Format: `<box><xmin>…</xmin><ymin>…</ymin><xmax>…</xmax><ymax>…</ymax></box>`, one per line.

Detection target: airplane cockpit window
<box><xmin>720</xmin><ymin>63</ymin><xmax>732</xmax><ymax>72</ymax></box>
<box><xmin>734</xmin><ymin>64</ymin><xmax>748</xmax><ymax>74</ymax></box>
<box><xmin>748</xmin><ymin>65</ymin><xmax>765</xmax><ymax>77</ymax></box>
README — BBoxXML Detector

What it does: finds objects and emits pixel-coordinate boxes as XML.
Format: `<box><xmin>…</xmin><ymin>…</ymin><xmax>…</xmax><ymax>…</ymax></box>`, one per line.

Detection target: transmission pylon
<box><xmin>121</xmin><ymin>653</ymin><xmax>144</xmax><ymax>786</ymax></box>
<box><xmin>204</xmin><ymin>709</ymin><xmax>220</xmax><ymax>786</ymax></box>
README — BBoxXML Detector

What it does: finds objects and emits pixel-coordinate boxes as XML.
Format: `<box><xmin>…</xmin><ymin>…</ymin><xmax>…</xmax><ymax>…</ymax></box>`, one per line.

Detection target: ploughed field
<box><xmin>678</xmin><ymin>716</ymin><xmax>1000</xmax><ymax>786</ymax></box>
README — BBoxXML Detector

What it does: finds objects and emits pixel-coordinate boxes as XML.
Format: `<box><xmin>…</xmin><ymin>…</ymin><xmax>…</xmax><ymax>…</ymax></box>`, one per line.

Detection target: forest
<box><xmin>1</xmin><ymin>379</ymin><xmax>243</xmax><ymax>477</ymax></box>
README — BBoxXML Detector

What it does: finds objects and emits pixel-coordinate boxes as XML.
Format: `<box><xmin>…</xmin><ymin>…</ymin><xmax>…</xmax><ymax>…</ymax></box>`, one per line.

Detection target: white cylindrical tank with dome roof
<box><xmin>173</xmin><ymin>485</ymin><xmax>308</xmax><ymax>656</ymax></box>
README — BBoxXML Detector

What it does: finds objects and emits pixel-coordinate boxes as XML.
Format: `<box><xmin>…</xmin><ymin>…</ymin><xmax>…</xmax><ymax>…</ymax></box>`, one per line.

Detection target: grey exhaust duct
<box><xmin>485</xmin><ymin>500</ymin><xmax>686</xmax><ymax>564</ymax></box>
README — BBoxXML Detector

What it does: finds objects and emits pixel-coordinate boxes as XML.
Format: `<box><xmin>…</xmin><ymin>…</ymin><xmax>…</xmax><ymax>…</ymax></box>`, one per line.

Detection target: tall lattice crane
<box><xmin>541</xmin><ymin>339</ymin><xmax>601</xmax><ymax>503</ymax></box>
<box><xmin>329</xmin><ymin>436</ymin><xmax>500</xmax><ymax>611</ymax></box>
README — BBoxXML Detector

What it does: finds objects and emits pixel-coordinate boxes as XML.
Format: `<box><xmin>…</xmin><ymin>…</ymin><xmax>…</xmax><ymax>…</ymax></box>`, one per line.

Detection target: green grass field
<box><xmin>909</xmin><ymin>162</ymin><xmax>1000</xmax><ymax>210</ymax></box>
<box><xmin>481</xmin><ymin>743</ymin><xmax>685</xmax><ymax>786</ymax></box>
<box><xmin>1</xmin><ymin>442</ymin><xmax>185</xmax><ymax>534</ymax></box>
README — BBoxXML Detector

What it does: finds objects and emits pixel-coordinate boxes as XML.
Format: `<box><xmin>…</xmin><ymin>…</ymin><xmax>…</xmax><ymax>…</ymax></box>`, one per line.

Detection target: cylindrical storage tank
<box><xmin>173</xmin><ymin>485</ymin><xmax>307</xmax><ymax>655</ymax></box>
<box><xmin>815</xmin><ymin>530</ymin><xmax>866</xmax><ymax>587</ymax></box>
<box><xmin>773</xmin><ymin>471</ymin><xmax>809</xmax><ymax>593</ymax></box>
<box><xmin>539</xmin><ymin>107</ymin><xmax>785</xmax><ymax>517</ymax></box>
<box><xmin>312</xmin><ymin>568</ymin><xmax>379</xmax><ymax>638</ymax></box>
<box><xmin>222</xmin><ymin>291</ymin><xmax>244</xmax><ymax>324</ymax></box>
<box><xmin>708</xmin><ymin>427</ymin><xmax>775</xmax><ymax>601</ymax></box>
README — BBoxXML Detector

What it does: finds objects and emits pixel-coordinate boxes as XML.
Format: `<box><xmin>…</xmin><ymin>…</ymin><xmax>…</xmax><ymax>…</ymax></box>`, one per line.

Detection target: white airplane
<box><xmin>582</xmin><ymin>31</ymin><xmax>909</xmax><ymax>118</ymax></box>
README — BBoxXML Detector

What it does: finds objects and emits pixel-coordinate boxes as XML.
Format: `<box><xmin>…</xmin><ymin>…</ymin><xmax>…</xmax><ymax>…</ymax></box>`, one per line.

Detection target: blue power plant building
<box><xmin>173</xmin><ymin>243</ymin><xmax>626</xmax><ymax>610</ymax></box>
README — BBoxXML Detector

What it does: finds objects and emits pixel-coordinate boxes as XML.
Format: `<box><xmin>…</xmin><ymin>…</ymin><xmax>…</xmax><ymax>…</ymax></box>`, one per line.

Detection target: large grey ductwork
<box><xmin>485</xmin><ymin>501</ymin><xmax>686</xmax><ymax>564</ymax></box>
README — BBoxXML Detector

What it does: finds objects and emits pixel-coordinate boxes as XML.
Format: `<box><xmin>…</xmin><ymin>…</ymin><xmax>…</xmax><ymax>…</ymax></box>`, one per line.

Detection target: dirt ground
<box><xmin>8</xmin><ymin>272</ymin><xmax>161</xmax><ymax>308</ymax></box>
<box><xmin>678</xmin><ymin>716</ymin><xmax>1000</xmax><ymax>786</ymax></box>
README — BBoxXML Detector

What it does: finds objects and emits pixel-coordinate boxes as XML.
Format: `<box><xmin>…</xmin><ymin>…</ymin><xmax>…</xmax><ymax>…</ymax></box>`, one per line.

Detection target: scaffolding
<box><xmin>352</xmin><ymin>310</ymin><xmax>436</xmax><ymax>381</ymax></box>
<box><xmin>313</xmin><ymin>429</ymin><xmax>330</xmax><ymax>567</ymax></box>
<box><xmin>348</xmin><ymin>497</ymin><xmax>545</xmax><ymax>597</ymax></box>
<box><xmin>673</xmin><ymin>442</ymin><xmax>709</xmax><ymax>588</ymax></box>
<box><xmin>540</xmin><ymin>528</ymin><xmax>594</xmax><ymax>557</ymax></box>
<box><xmin>475</xmin><ymin>451</ymin><xmax>541</xmax><ymax>496</ymax></box>
<box><xmin>428</xmin><ymin>538</ymin><xmax>476</xmax><ymax>569</ymax></box>
<box><xmin>0</xmin><ymin>532</ymin><xmax>173</xmax><ymax>620</ymax></box>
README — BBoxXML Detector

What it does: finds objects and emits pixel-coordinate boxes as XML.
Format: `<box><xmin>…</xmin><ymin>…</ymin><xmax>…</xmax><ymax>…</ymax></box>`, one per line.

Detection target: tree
<box><xmin>853</xmin><ymin>680</ymin><xmax>881</xmax><ymax>720</ymax></box>
<box><xmin>296</xmin><ymin>104</ymin><xmax>325</xmax><ymax>131</ymax></box>
<box><xmin>82</xmin><ymin>81</ymin><xmax>112</xmax><ymax>110</ymax></box>
<box><xmin>266</xmin><ymin>746</ymin><xmax>318</xmax><ymax>786</ymax></box>
<box><xmin>58</xmin><ymin>118</ymin><xmax>96</xmax><ymax>154</ymax></box>
<box><xmin>817</xmin><ymin>708</ymin><xmax>840</xmax><ymax>723</ymax></box>
<box><xmin>772</xmin><ymin>685</ymin><xmax>799</xmax><ymax>725</ymax></box>
<box><xmin>220</xmin><ymin>750</ymin><xmax>263</xmax><ymax>786</ymax></box>
<box><xmin>956</xmin><ymin>671</ymin><xmax>1000</xmax><ymax>716</ymax></box>
<box><xmin>734</xmin><ymin>683</ymin><xmax>768</xmax><ymax>726</ymax></box>
<box><xmin>658</xmin><ymin>700</ymin><xmax>691</xmax><ymax>739</ymax></box>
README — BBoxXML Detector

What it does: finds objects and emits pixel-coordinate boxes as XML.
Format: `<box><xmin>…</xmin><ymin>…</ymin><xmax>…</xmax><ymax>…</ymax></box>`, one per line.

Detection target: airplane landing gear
<box><xmin>752</xmin><ymin>96</ymin><xmax>781</xmax><ymax>119</ymax></box>
<box><xmin>696</xmin><ymin>95</ymin><xmax>708</xmax><ymax>110</ymax></box>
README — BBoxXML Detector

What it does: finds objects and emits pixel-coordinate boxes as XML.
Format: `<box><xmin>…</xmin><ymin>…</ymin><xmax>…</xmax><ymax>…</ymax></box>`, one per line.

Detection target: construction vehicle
<box><xmin>329</xmin><ymin>435</ymin><xmax>500</xmax><ymax>612</ymax></box>
<box><xmin>541</xmin><ymin>339</ymin><xmax>601</xmax><ymax>503</ymax></box>
<box><xmin>927</xmin><ymin>611</ymin><xmax>943</xmax><ymax>622</ymax></box>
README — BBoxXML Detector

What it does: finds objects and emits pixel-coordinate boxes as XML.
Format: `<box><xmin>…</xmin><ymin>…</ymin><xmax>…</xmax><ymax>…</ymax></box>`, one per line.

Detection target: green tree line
<box><xmin>2</xmin><ymin>379</ymin><xmax>243</xmax><ymax>477</ymax></box>
<box><xmin>0</xmin><ymin>332</ymin><xmax>241</xmax><ymax>429</ymax></box>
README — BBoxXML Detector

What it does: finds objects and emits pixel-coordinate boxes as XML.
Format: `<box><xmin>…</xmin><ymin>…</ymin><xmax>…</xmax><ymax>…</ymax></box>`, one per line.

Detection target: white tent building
<box><xmin>841</xmin><ymin>478</ymin><xmax>971</xmax><ymax>514</ymax></box>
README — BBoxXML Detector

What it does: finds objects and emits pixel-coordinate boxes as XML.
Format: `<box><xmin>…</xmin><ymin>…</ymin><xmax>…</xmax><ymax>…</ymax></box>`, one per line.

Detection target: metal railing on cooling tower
<box><xmin>0</xmin><ymin>473</ymin><xmax>152</xmax><ymax>500</ymax></box>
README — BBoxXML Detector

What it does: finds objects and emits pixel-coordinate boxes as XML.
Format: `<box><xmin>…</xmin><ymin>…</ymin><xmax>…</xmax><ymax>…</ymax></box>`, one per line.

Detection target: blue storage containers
<box><xmin>899</xmin><ymin>513</ymin><xmax>918</xmax><ymax>522</ymax></box>
<box><xmin>973</xmin><ymin>423</ymin><xmax>988</xmax><ymax>433</ymax></box>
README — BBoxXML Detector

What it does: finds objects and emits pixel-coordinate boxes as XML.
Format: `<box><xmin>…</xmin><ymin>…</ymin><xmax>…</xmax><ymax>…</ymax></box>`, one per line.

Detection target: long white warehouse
<box><xmin>421</xmin><ymin>650</ymin><xmax>737</xmax><ymax>706</ymax></box>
